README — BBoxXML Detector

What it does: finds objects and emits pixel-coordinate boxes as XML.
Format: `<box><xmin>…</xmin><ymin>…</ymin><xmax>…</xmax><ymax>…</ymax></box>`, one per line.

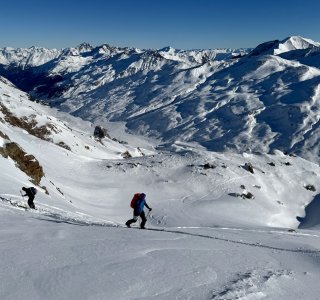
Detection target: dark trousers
<box><xmin>28</xmin><ymin>195</ymin><xmax>35</xmax><ymax>209</ymax></box>
<box><xmin>126</xmin><ymin>211</ymin><xmax>147</xmax><ymax>228</ymax></box>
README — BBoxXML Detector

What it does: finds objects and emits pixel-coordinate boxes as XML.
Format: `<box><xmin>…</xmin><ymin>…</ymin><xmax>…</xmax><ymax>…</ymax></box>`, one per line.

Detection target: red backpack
<box><xmin>130</xmin><ymin>193</ymin><xmax>140</xmax><ymax>208</ymax></box>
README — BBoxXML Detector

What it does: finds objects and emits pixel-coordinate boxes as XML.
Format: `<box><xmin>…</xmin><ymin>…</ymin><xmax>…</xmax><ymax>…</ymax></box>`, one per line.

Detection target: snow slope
<box><xmin>248</xmin><ymin>36</ymin><xmax>320</xmax><ymax>57</ymax></box>
<box><xmin>1</xmin><ymin>36</ymin><xmax>320</xmax><ymax>163</ymax></box>
<box><xmin>1</xmin><ymin>210</ymin><xmax>320</xmax><ymax>300</ymax></box>
<box><xmin>1</xmin><ymin>40</ymin><xmax>320</xmax><ymax>299</ymax></box>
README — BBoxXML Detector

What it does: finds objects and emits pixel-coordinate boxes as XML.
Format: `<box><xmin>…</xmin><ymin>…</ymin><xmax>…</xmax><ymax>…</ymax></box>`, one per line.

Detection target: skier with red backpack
<box><xmin>125</xmin><ymin>193</ymin><xmax>152</xmax><ymax>229</ymax></box>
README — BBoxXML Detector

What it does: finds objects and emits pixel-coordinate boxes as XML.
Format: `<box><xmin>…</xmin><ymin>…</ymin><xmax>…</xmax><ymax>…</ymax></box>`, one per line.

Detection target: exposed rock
<box><xmin>56</xmin><ymin>187</ymin><xmax>64</xmax><ymax>195</ymax></box>
<box><xmin>121</xmin><ymin>151</ymin><xmax>132</xmax><ymax>159</ymax></box>
<box><xmin>241</xmin><ymin>191</ymin><xmax>254</xmax><ymax>199</ymax></box>
<box><xmin>112</xmin><ymin>138</ymin><xmax>128</xmax><ymax>145</ymax></box>
<box><xmin>268</xmin><ymin>162</ymin><xmax>275</xmax><ymax>166</ymax></box>
<box><xmin>94</xmin><ymin>125</ymin><xmax>110</xmax><ymax>139</ymax></box>
<box><xmin>228</xmin><ymin>192</ymin><xmax>241</xmax><ymax>198</ymax></box>
<box><xmin>137</xmin><ymin>147</ymin><xmax>145</xmax><ymax>156</ymax></box>
<box><xmin>304</xmin><ymin>184</ymin><xmax>316</xmax><ymax>192</ymax></box>
<box><xmin>244</xmin><ymin>162</ymin><xmax>254</xmax><ymax>173</ymax></box>
<box><xmin>203</xmin><ymin>163</ymin><xmax>216</xmax><ymax>170</ymax></box>
<box><xmin>0</xmin><ymin>104</ymin><xmax>52</xmax><ymax>140</ymax></box>
<box><xmin>56</xmin><ymin>141</ymin><xmax>71</xmax><ymax>151</ymax></box>
<box><xmin>0</xmin><ymin>130</ymin><xmax>9</xmax><ymax>139</ymax></box>
<box><xmin>229</xmin><ymin>190</ymin><xmax>254</xmax><ymax>199</ymax></box>
<box><xmin>1</xmin><ymin>142</ymin><xmax>44</xmax><ymax>185</ymax></box>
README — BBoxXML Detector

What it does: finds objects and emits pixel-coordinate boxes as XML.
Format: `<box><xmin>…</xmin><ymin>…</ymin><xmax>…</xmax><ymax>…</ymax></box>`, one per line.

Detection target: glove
<box><xmin>149</xmin><ymin>207</ymin><xmax>152</xmax><ymax>211</ymax></box>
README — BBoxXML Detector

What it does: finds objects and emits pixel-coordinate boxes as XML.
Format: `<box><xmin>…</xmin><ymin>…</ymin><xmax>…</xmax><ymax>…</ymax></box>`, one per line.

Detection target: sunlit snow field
<box><xmin>1</xmin><ymin>36</ymin><xmax>320</xmax><ymax>299</ymax></box>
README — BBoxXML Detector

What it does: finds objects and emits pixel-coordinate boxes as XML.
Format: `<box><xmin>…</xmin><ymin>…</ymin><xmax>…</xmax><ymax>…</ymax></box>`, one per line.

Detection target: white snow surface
<box><xmin>2</xmin><ymin>36</ymin><xmax>320</xmax><ymax>163</ymax></box>
<box><xmin>1</xmin><ymin>77</ymin><xmax>320</xmax><ymax>299</ymax></box>
<box><xmin>274</xmin><ymin>36</ymin><xmax>320</xmax><ymax>55</ymax></box>
<box><xmin>0</xmin><ymin>46</ymin><xmax>61</xmax><ymax>68</ymax></box>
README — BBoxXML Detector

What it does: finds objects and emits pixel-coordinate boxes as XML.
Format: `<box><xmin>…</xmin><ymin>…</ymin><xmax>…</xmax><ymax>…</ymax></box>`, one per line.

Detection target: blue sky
<box><xmin>1</xmin><ymin>0</ymin><xmax>320</xmax><ymax>50</ymax></box>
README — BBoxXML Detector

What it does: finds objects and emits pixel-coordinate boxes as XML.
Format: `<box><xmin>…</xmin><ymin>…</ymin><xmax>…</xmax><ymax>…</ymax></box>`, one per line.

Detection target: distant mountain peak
<box><xmin>1</xmin><ymin>36</ymin><xmax>320</xmax><ymax>164</ymax></box>
<box><xmin>249</xmin><ymin>35</ymin><xmax>320</xmax><ymax>57</ymax></box>
<box><xmin>76</xmin><ymin>42</ymin><xmax>93</xmax><ymax>53</ymax></box>
<box><xmin>282</xmin><ymin>35</ymin><xmax>319</xmax><ymax>45</ymax></box>
<box><xmin>158</xmin><ymin>46</ymin><xmax>176</xmax><ymax>52</ymax></box>
<box><xmin>276</xmin><ymin>36</ymin><xmax>320</xmax><ymax>54</ymax></box>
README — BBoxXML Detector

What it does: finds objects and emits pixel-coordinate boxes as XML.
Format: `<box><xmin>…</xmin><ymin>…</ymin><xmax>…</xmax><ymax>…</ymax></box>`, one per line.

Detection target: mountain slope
<box><xmin>1</xmin><ymin>37</ymin><xmax>320</xmax><ymax>163</ymax></box>
<box><xmin>248</xmin><ymin>36</ymin><xmax>320</xmax><ymax>56</ymax></box>
<box><xmin>1</xmin><ymin>75</ymin><xmax>320</xmax><ymax>228</ymax></box>
<box><xmin>1</xmin><ymin>69</ymin><xmax>320</xmax><ymax>299</ymax></box>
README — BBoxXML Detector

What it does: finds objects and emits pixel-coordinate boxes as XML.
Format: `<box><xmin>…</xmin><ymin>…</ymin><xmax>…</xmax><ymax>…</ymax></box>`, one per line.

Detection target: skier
<box><xmin>21</xmin><ymin>187</ymin><xmax>37</xmax><ymax>209</ymax></box>
<box><xmin>126</xmin><ymin>193</ymin><xmax>152</xmax><ymax>229</ymax></box>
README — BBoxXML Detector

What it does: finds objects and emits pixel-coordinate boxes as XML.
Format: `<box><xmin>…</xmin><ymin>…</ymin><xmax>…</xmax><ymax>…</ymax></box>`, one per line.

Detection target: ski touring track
<box><xmin>0</xmin><ymin>195</ymin><xmax>118</xmax><ymax>228</ymax></box>
<box><xmin>1</xmin><ymin>194</ymin><xmax>320</xmax><ymax>256</ymax></box>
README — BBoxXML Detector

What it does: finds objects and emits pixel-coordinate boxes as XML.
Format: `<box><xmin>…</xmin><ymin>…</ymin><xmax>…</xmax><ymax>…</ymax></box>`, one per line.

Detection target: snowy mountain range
<box><xmin>1</xmin><ymin>36</ymin><xmax>320</xmax><ymax>299</ymax></box>
<box><xmin>1</xmin><ymin>36</ymin><xmax>320</xmax><ymax>163</ymax></box>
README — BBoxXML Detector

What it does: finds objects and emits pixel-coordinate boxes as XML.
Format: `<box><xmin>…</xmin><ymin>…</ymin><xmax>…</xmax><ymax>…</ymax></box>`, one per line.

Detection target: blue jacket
<box><xmin>134</xmin><ymin>195</ymin><xmax>150</xmax><ymax>215</ymax></box>
<box><xmin>134</xmin><ymin>197</ymin><xmax>145</xmax><ymax>214</ymax></box>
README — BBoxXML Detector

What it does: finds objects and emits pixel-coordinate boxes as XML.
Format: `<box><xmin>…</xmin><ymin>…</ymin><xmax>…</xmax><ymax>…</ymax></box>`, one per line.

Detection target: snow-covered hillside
<box><xmin>1</xmin><ymin>36</ymin><xmax>320</xmax><ymax>163</ymax></box>
<box><xmin>2</xmin><ymin>75</ymin><xmax>319</xmax><ymax>228</ymax></box>
<box><xmin>248</xmin><ymin>36</ymin><xmax>320</xmax><ymax>56</ymax></box>
<box><xmin>0</xmin><ymin>76</ymin><xmax>151</xmax><ymax>160</ymax></box>
<box><xmin>1</xmin><ymin>77</ymin><xmax>320</xmax><ymax>299</ymax></box>
<box><xmin>1</xmin><ymin>38</ymin><xmax>320</xmax><ymax>299</ymax></box>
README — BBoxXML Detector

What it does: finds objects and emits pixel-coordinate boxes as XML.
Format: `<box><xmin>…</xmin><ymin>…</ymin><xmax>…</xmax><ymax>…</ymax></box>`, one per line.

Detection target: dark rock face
<box><xmin>244</xmin><ymin>162</ymin><xmax>254</xmax><ymax>174</ymax></box>
<box><xmin>1</xmin><ymin>142</ymin><xmax>44</xmax><ymax>185</ymax></box>
<box><xmin>121</xmin><ymin>151</ymin><xmax>132</xmax><ymax>159</ymax></box>
<box><xmin>203</xmin><ymin>163</ymin><xmax>216</xmax><ymax>170</ymax></box>
<box><xmin>248</xmin><ymin>40</ymin><xmax>280</xmax><ymax>56</ymax></box>
<box><xmin>304</xmin><ymin>184</ymin><xmax>316</xmax><ymax>192</ymax></box>
<box><xmin>94</xmin><ymin>126</ymin><xmax>110</xmax><ymax>139</ymax></box>
<box><xmin>0</xmin><ymin>104</ymin><xmax>52</xmax><ymax>140</ymax></box>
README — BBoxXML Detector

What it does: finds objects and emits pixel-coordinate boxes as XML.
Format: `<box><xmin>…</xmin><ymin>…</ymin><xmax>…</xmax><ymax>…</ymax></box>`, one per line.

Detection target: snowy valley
<box><xmin>1</xmin><ymin>36</ymin><xmax>320</xmax><ymax>299</ymax></box>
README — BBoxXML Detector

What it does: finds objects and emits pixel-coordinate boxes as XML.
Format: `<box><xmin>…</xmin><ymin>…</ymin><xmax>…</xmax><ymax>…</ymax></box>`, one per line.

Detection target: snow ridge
<box><xmin>1</xmin><ymin>36</ymin><xmax>320</xmax><ymax>162</ymax></box>
<box><xmin>1</xmin><ymin>67</ymin><xmax>320</xmax><ymax>299</ymax></box>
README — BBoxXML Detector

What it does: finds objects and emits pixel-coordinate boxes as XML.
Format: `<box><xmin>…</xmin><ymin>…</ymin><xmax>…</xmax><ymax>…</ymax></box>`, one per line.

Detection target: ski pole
<box><xmin>20</xmin><ymin>190</ymin><xmax>25</xmax><ymax>202</ymax></box>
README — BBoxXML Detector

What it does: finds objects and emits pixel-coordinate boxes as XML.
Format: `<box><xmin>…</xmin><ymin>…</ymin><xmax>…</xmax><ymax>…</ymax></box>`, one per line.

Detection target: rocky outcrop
<box><xmin>0</xmin><ymin>130</ymin><xmax>9</xmax><ymax>139</ymax></box>
<box><xmin>93</xmin><ymin>125</ymin><xmax>110</xmax><ymax>139</ymax></box>
<box><xmin>304</xmin><ymin>184</ymin><xmax>316</xmax><ymax>192</ymax></box>
<box><xmin>1</xmin><ymin>141</ymin><xmax>44</xmax><ymax>185</ymax></box>
<box><xmin>0</xmin><ymin>104</ymin><xmax>52</xmax><ymax>140</ymax></box>
<box><xmin>243</xmin><ymin>162</ymin><xmax>254</xmax><ymax>174</ymax></box>
<box><xmin>121</xmin><ymin>150</ymin><xmax>132</xmax><ymax>159</ymax></box>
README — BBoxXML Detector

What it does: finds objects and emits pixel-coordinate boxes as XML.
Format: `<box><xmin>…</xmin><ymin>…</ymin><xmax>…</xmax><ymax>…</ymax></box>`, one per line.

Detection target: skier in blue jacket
<box><xmin>126</xmin><ymin>193</ymin><xmax>152</xmax><ymax>229</ymax></box>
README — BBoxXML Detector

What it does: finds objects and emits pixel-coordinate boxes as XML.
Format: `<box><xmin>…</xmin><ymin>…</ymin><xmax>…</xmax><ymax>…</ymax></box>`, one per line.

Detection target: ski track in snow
<box><xmin>211</xmin><ymin>269</ymin><xmax>292</xmax><ymax>300</ymax></box>
<box><xmin>2</xmin><ymin>37</ymin><xmax>320</xmax><ymax>299</ymax></box>
<box><xmin>1</xmin><ymin>195</ymin><xmax>319</xmax><ymax>256</ymax></box>
<box><xmin>0</xmin><ymin>195</ymin><xmax>118</xmax><ymax>228</ymax></box>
